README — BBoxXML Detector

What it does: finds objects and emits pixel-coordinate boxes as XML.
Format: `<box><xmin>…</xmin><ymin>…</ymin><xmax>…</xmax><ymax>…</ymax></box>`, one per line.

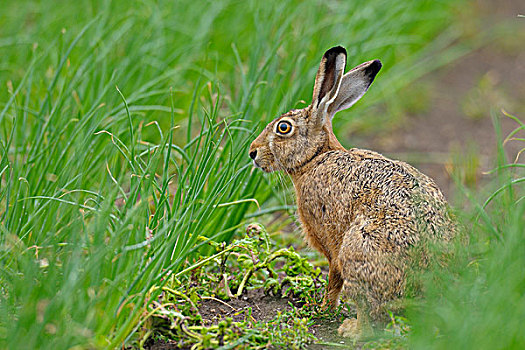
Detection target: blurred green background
<box><xmin>0</xmin><ymin>0</ymin><xmax>523</xmax><ymax>348</ymax></box>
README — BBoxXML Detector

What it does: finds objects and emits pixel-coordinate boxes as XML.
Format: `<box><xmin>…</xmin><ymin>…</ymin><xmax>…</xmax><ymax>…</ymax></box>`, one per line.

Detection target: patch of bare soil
<box><xmin>197</xmin><ymin>288</ymin><xmax>357</xmax><ymax>350</ymax></box>
<box><xmin>146</xmin><ymin>289</ymin><xmax>300</xmax><ymax>350</ymax></box>
<box><xmin>198</xmin><ymin>288</ymin><xmax>297</xmax><ymax>325</ymax></box>
<box><xmin>146</xmin><ymin>287</ymin><xmax>355</xmax><ymax>349</ymax></box>
<box><xmin>147</xmin><ymin>340</ymin><xmax>179</xmax><ymax>350</ymax></box>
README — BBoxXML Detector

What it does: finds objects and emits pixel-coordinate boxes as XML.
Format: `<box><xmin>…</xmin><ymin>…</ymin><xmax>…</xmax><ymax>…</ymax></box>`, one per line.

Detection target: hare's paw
<box><xmin>338</xmin><ymin>318</ymin><xmax>373</xmax><ymax>340</ymax></box>
<box><xmin>337</xmin><ymin>318</ymin><xmax>360</xmax><ymax>338</ymax></box>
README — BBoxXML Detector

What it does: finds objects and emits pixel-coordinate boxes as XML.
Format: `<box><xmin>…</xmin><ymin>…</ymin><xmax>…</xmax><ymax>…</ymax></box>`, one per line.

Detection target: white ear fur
<box><xmin>326</xmin><ymin>59</ymin><xmax>382</xmax><ymax>120</ymax></box>
<box><xmin>320</xmin><ymin>54</ymin><xmax>346</xmax><ymax>108</ymax></box>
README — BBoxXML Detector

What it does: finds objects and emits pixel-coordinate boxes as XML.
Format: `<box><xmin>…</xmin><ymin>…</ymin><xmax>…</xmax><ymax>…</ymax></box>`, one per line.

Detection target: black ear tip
<box><xmin>366</xmin><ymin>59</ymin><xmax>382</xmax><ymax>78</ymax></box>
<box><xmin>324</xmin><ymin>46</ymin><xmax>347</xmax><ymax>59</ymax></box>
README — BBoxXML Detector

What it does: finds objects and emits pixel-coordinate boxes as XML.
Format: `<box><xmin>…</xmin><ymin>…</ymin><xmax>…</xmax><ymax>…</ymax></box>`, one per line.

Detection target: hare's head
<box><xmin>249</xmin><ymin>46</ymin><xmax>381</xmax><ymax>173</ymax></box>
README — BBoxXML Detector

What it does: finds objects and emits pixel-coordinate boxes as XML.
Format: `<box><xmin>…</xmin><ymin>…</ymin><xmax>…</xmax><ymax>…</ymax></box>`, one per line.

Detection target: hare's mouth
<box><xmin>253</xmin><ymin>160</ymin><xmax>273</xmax><ymax>173</ymax></box>
<box><xmin>252</xmin><ymin>160</ymin><xmax>263</xmax><ymax>170</ymax></box>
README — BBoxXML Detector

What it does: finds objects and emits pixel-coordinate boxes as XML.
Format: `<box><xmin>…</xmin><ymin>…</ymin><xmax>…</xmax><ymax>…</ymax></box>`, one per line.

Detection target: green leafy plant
<box><xmin>138</xmin><ymin>224</ymin><xmax>323</xmax><ymax>349</ymax></box>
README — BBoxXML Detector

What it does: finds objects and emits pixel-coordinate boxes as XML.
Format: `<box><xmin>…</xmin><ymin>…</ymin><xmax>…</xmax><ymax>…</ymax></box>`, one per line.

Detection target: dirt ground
<box><xmin>198</xmin><ymin>289</ymin><xmax>354</xmax><ymax>348</ymax></box>
<box><xmin>148</xmin><ymin>289</ymin><xmax>300</xmax><ymax>349</ymax></box>
<box><xmin>198</xmin><ymin>288</ymin><xmax>297</xmax><ymax>325</ymax></box>
<box><xmin>148</xmin><ymin>287</ymin><xmax>353</xmax><ymax>349</ymax></box>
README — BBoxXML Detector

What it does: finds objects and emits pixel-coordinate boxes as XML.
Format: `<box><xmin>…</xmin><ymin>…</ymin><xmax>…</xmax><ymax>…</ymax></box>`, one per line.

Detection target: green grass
<box><xmin>409</xmin><ymin>112</ymin><xmax>525</xmax><ymax>349</ymax></box>
<box><xmin>0</xmin><ymin>0</ymin><xmax>480</xmax><ymax>348</ymax></box>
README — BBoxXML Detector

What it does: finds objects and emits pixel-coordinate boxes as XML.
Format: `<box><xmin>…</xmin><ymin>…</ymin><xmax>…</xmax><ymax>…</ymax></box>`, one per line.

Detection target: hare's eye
<box><xmin>276</xmin><ymin>120</ymin><xmax>292</xmax><ymax>135</ymax></box>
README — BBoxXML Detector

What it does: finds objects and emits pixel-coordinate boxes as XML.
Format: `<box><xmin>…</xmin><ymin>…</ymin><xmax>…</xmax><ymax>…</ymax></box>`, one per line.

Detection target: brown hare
<box><xmin>249</xmin><ymin>46</ymin><xmax>455</xmax><ymax>339</ymax></box>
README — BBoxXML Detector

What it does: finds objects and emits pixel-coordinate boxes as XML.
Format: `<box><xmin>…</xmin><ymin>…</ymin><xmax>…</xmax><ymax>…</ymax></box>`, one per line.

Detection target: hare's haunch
<box><xmin>249</xmin><ymin>46</ymin><xmax>455</xmax><ymax>339</ymax></box>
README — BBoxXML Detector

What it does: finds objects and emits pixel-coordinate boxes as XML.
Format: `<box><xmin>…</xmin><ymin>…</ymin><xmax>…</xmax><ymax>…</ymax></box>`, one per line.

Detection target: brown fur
<box><xmin>249</xmin><ymin>46</ymin><xmax>455</xmax><ymax>338</ymax></box>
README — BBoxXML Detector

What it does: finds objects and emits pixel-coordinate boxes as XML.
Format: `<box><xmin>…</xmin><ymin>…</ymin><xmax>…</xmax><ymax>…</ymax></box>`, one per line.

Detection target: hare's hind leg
<box><xmin>337</xmin><ymin>217</ymin><xmax>406</xmax><ymax>338</ymax></box>
<box><xmin>337</xmin><ymin>295</ymin><xmax>373</xmax><ymax>339</ymax></box>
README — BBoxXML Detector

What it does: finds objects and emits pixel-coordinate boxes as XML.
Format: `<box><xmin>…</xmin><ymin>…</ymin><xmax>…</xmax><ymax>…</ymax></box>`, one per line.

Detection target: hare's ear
<box><xmin>326</xmin><ymin>59</ymin><xmax>382</xmax><ymax>120</ymax></box>
<box><xmin>311</xmin><ymin>46</ymin><xmax>347</xmax><ymax>122</ymax></box>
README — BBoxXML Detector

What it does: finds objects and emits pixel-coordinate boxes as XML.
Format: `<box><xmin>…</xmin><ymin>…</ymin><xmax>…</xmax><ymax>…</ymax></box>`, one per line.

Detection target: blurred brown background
<box><xmin>350</xmin><ymin>0</ymin><xmax>524</xmax><ymax>200</ymax></box>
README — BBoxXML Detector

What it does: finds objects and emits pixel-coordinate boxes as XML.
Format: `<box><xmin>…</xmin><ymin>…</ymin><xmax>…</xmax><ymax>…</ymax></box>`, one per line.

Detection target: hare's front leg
<box><xmin>322</xmin><ymin>266</ymin><xmax>344</xmax><ymax>309</ymax></box>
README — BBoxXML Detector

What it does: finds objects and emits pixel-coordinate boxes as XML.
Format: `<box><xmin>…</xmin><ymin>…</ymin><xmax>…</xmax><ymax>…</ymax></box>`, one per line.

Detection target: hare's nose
<box><xmin>249</xmin><ymin>150</ymin><xmax>257</xmax><ymax>160</ymax></box>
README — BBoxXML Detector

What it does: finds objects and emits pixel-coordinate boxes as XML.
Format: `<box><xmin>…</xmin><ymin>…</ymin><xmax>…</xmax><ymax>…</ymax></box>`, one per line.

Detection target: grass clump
<box><xmin>409</xmin><ymin>111</ymin><xmax>525</xmax><ymax>349</ymax></box>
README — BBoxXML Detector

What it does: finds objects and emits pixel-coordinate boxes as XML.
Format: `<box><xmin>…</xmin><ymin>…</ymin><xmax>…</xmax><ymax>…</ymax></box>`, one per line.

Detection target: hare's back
<box><xmin>309</xmin><ymin>149</ymin><xmax>435</xmax><ymax>202</ymax></box>
<box><xmin>302</xmin><ymin>149</ymin><xmax>451</xmax><ymax>241</ymax></box>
